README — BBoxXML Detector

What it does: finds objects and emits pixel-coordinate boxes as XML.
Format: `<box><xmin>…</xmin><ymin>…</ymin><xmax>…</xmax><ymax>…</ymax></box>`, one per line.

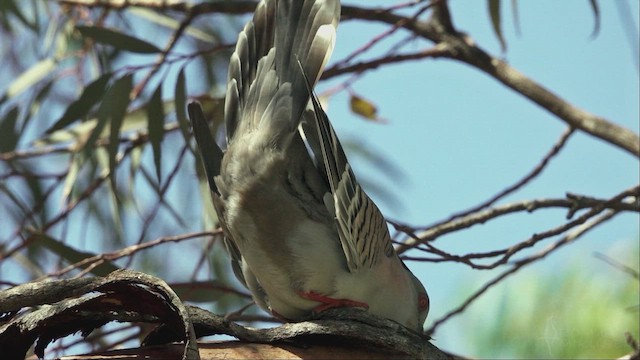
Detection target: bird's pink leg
<box><xmin>298</xmin><ymin>291</ymin><xmax>369</xmax><ymax>313</ymax></box>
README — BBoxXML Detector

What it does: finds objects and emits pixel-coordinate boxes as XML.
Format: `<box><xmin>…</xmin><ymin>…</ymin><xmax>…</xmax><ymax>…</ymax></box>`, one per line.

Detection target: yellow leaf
<box><xmin>350</xmin><ymin>94</ymin><xmax>380</xmax><ymax>121</ymax></box>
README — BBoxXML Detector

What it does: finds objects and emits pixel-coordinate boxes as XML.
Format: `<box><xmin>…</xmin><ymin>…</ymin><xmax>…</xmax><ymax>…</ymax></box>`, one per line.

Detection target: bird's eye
<box><xmin>418</xmin><ymin>293</ymin><xmax>429</xmax><ymax>311</ymax></box>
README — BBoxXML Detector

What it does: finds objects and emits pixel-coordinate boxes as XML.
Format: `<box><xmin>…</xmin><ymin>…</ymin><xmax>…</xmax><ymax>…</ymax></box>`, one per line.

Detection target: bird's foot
<box><xmin>298</xmin><ymin>291</ymin><xmax>369</xmax><ymax>314</ymax></box>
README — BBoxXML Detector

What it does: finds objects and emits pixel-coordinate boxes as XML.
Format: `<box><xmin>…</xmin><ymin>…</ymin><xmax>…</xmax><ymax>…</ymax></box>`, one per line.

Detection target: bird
<box><xmin>188</xmin><ymin>0</ymin><xmax>429</xmax><ymax>332</ymax></box>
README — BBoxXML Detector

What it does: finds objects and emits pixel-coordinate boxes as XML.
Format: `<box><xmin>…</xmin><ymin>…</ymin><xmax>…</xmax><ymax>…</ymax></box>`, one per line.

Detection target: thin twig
<box><xmin>331</xmin><ymin>1</ymin><xmax>433</xmax><ymax>69</ymax></box>
<box><xmin>396</xmin><ymin>190</ymin><xmax>640</xmax><ymax>254</ymax></box>
<box><xmin>433</xmin><ymin>127</ymin><xmax>575</xmax><ymax>227</ymax></box>
<box><xmin>125</xmin><ymin>143</ymin><xmax>190</xmax><ymax>268</ymax></box>
<box><xmin>1</xmin><ymin>138</ymin><xmax>147</xmax><ymax>262</ymax></box>
<box><xmin>322</xmin><ymin>45</ymin><xmax>449</xmax><ymax>79</ymax></box>
<box><xmin>60</xmin><ymin>0</ymin><xmax>640</xmax><ymax>155</ymax></box>
<box><xmin>425</xmin><ymin>208</ymin><xmax>619</xmax><ymax>338</ymax></box>
<box><xmin>346</xmin><ymin>1</ymin><xmax>640</xmax><ymax>156</ymax></box>
<box><xmin>130</xmin><ymin>6</ymin><xmax>198</xmax><ymax>99</ymax></box>
<box><xmin>48</xmin><ymin>230</ymin><xmax>221</xmax><ymax>278</ymax></box>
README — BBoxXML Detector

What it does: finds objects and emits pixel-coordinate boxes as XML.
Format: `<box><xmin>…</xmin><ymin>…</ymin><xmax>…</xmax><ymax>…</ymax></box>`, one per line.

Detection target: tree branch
<box><xmin>0</xmin><ymin>271</ymin><xmax>452</xmax><ymax>360</ymax></box>
<box><xmin>425</xmin><ymin>207</ymin><xmax>619</xmax><ymax>337</ymax></box>
<box><xmin>55</xmin><ymin>1</ymin><xmax>640</xmax><ymax>156</ymax></box>
<box><xmin>396</xmin><ymin>188</ymin><xmax>640</xmax><ymax>254</ymax></box>
<box><xmin>340</xmin><ymin>1</ymin><xmax>640</xmax><ymax>157</ymax></box>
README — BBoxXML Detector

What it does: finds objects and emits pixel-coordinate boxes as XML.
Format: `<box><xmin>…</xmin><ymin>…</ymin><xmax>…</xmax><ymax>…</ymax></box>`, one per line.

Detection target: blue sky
<box><xmin>320</xmin><ymin>0</ymin><xmax>639</xmax><ymax>353</ymax></box>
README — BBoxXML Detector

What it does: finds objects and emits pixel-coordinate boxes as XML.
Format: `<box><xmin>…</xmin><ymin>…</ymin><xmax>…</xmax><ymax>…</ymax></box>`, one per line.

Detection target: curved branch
<box><xmin>0</xmin><ymin>272</ymin><xmax>451</xmax><ymax>360</ymax></box>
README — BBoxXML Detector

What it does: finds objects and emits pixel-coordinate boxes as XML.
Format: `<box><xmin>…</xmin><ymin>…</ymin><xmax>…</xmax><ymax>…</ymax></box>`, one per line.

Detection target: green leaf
<box><xmin>0</xmin><ymin>106</ymin><xmax>19</xmax><ymax>152</ymax></box>
<box><xmin>62</xmin><ymin>153</ymin><xmax>81</xmax><ymax>202</ymax></box>
<box><xmin>175</xmin><ymin>67</ymin><xmax>190</xmax><ymax>145</ymax></box>
<box><xmin>23</xmin><ymin>170</ymin><xmax>47</xmax><ymax>225</ymax></box>
<box><xmin>488</xmin><ymin>0</ymin><xmax>507</xmax><ymax>52</ymax></box>
<box><xmin>129</xmin><ymin>145</ymin><xmax>143</xmax><ymax>187</ymax></box>
<box><xmin>77</xmin><ymin>25</ymin><xmax>162</xmax><ymax>54</ymax></box>
<box><xmin>46</xmin><ymin>73</ymin><xmax>113</xmax><ymax>134</ymax></box>
<box><xmin>0</xmin><ymin>0</ymin><xmax>37</xmax><ymax>31</ymax></box>
<box><xmin>35</xmin><ymin>121</ymin><xmax>96</xmax><ymax>147</ymax></box>
<box><xmin>147</xmin><ymin>83</ymin><xmax>165</xmax><ymax>182</ymax></box>
<box><xmin>0</xmin><ymin>179</ymin><xmax>31</xmax><ymax>221</ymax></box>
<box><xmin>36</xmin><ymin>100</ymin><xmax>175</xmax><ymax>147</ymax></box>
<box><xmin>105</xmin><ymin>74</ymin><xmax>134</xmax><ymax>189</ymax></box>
<box><xmin>29</xmin><ymin>230</ymin><xmax>120</xmax><ymax>277</ymax></box>
<box><xmin>106</xmin><ymin>166</ymin><xmax>125</xmax><ymax>243</ymax></box>
<box><xmin>3</xmin><ymin>57</ymin><xmax>56</xmax><ymax>100</ymax></box>
<box><xmin>588</xmin><ymin>0</ymin><xmax>600</xmax><ymax>38</ymax></box>
<box><xmin>28</xmin><ymin>80</ymin><xmax>55</xmax><ymax>123</ymax></box>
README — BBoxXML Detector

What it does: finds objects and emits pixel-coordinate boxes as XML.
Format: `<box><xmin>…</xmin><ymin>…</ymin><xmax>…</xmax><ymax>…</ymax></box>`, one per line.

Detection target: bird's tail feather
<box><xmin>224</xmin><ymin>0</ymin><xmax>340</xmax><ymax>147</ymax></box>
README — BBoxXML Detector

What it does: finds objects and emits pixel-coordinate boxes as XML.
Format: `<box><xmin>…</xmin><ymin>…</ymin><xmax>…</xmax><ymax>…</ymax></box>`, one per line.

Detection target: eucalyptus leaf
<box><xmin>106</xmin><ymin>74</ymin><xmax>134</xmax><ymax>190</ymax></box>
<box><xmin>488</xmin><ymin>0</ymin><xmax>507</xmax><ymax>52</ymax></box>
<box><xmin>37</xmin><ymin>100</ymin><xmax>176</xmax><ymax>147</ymax></box>
<box><xmin>61</xmin><ymin>153</ymin><xmax>81</xmax><ymax>203</ymax></box>
<box><xmin>28</xmin><ymin>80</ymin><xmax>55</xmax><ymax>126</ymax></box>
<box><xmin>3</xmin><ymin>57</ymin><xmax>56</xmax><ymax>100</ymax></box>
<box><xmin>147</xmin><ymin>83</ymin><xmax>165</xmax><ymax>182</ymax></box>
<box><xmin>588</xmin><ymin>0</ymin><xmax>600</xmax><ymax>38</ymax></box>
<box><xmin>0</xmin><ymin>106</ymin><xmax>19</xmax><ymax>152</ymax></box>
<box><xmin>77</xmin><ymin>25</ymin><xmax>162</xmax><ymax>54</ymax></box>
<box><xmin>0</xmin><ymin>0</ymin><xmax>37</xmax><ymax>31</ymax></box>
<box><xmin>46</xmin><ymin>73</ymin><xmax>113</xmax><ymax>134</ymax></box>
<box><xmin>175</xmin><ymin>67</ymin><xmax>190</xmax><ymax>146</ymax></box>
<box><xmin>29</xmin><ymin>230</ymin><xmax>120</xmax><ymax>277</ymax></box>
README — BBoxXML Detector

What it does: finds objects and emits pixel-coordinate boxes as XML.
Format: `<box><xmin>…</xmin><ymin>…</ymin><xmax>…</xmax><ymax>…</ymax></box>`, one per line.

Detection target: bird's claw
<box><xmin>298</xmin><ymin>291</ymin><xmax>369</xmax><ymax>314</ymax></box>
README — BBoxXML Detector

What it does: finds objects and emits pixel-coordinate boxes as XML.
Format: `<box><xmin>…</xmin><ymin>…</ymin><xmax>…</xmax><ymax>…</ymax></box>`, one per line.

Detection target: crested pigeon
<box><xmin>189</xmin><ymin>0</ymin><xmax>429</xmax><ymax>332</ymax></box>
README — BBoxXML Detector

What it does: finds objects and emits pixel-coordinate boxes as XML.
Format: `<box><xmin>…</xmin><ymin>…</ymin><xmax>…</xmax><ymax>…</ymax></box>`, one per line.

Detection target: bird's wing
<box><xmin>188</xmin><ymin>102</ymin><xmax>248</xmax><ymax>289</ymax></box>
<box><xmin>299</xmin><ymin>69</ymin><xmax>395</xmax><ymax>273</ymax></box>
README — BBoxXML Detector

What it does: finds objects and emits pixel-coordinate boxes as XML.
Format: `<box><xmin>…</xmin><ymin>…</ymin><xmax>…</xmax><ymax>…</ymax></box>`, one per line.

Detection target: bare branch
<box><xmin>322</xmin><ymin>45</ymin><xmax>449</xmax><ymax>79</ymax></box>
<box><xmin>55</xmin><ymin>1</ymin><xmax>640</xmax><ymax>157</ymax></box>
<box><xmin>341</xmin><ymin>2</ymin><xmax>640</xmax><ymax>156</ymax></box>
<box><xmin>46</xmin><ymin>230</ymin><xmax>223</xmax><ymax>278</ymax></box>
<box><xmin>58</xmin><ymin>0</ymin><xmax>258</xmax><ymax>14</ymax></box>
<box><xmin>425</xmin><ymin>208</ymin><xmax>619</xmax><ymax>338</ymax></box>
<box><xmin>130</xmin><ymin>5</ymin><xmax>198</xmax><ymax>99</ymax></box>
<box><xmin>0</xmin><ymin>272</ymin><xmax>450</xmax><ymax>359</ymax></box>
<box><xmin>396</xmin><ymin>188</ymin><xmax>640</xmax><ymax>253</ymax></box>
<box><xmin>436</xmin><ymin>127</ymin><xmax>575</xmax><ymax>226</ymax></box>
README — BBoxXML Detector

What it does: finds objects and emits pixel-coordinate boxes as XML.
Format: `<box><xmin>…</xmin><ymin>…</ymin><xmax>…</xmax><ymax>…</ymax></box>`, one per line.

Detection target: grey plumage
<box><xmin>189</xmin><ymin>0</ymin><xmax>428</xmax><ymax>332</ymax></box>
